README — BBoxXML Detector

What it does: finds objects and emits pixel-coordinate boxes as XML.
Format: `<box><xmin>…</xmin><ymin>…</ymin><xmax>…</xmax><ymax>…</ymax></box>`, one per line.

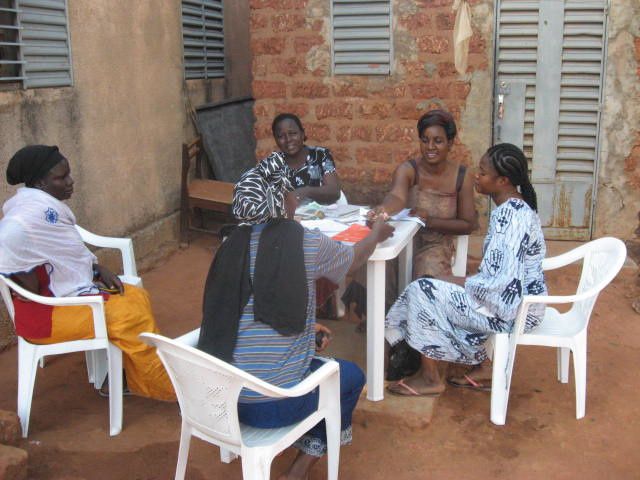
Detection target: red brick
<box><xmin>252</xmin><ymin>57</ymin><xmax>269</xmax><ymax>77</ymax></box>
<box><xmin>416</xmin><ymin>0</ymin><xmax>453</xmax><ymax>6</ymax></box>
<box><xmin>372</xmin><ymin>166</ymin><xmax>394</xmax><ymax>184</ymax></box>
<box><xmin>315</xmin><ymin>102</ymin><xmax>353</xmax><ymax>120</ymax></box>
<box><xmin>271</xmin><ymin>57</ymin><xmax>307</xmax><ymax>76</ymax></box>
<box><xmin>409</xmin><ymin>82</ymin><xmax>449</xmax><ymax>99</ymax></box>
<box><xmin>333</xmin><ymin>80</ymin><xmax>369</xmax><ymax>98</ymax></box>
<box><xmin>250</xmin><ymin>13</ymin><xmax>269</xmax><ymax>30</ymax></box>
<box><xmin>326</xmin><ymin>145</ymin><xmax>351</xmax><ymax>164</ymax></box>
<box><xmin>375</xmin><ymin>125</ymin><xmax>415</xmax><ymax>143</ymax></box>
<box><xmin>398</xmin><ymin>12</ymin><xmax>431</xmax><ymax>30</ymax></box>
<box><xmin>356</xmin><ymin>145</ymin><xmax>393</xmax><ymax>164</ymax></box>
<box><xmin>272</xmin><ymin>13</ymin><xmax>306</xmax><ymax>32</ymax></box>
<box><xmin>339</xmin><ymin>166</ymin><xmax>367</xmax><ymax>182</ymax></box>
<box><xmin>417</xmin><ymin>36</ymin><xmax>450</xmax><ymax>54</ymax></box>
<box><xmin>255</xmin><ymin>122</ymin><xmax>274</xmax><ymax>140</ymax></box>
<box><xmin>437</xmin><ymin>62</ymin><xmax>458</xmax><ymax>78</ymax></box>
<box><xmin>357</xmin><ymin>102</ymin><xmax>392</xmax><ymax>119</ymax></box>
<box><xmin>451</xmin><ymin>81</ymin><xmax>471</xmax><ymax>99</ymax></box>
<box><xmin>253</xmin><ymin>103</ymin><xmax>273</xmax><ymax>119</ymax></box>
<box><xmin>253</xmin><ymin>80</ymin><xmax>287</xmax><ymax>99</ymax></box>
<box><xmin>251</xmin><ymin>0</ymin><xmax>308</xmax><ymax>9</ymax></box>
<box><xmin>335</xmin><ymin>126</ymin><xmax>372</xmax><ymax>143</ymax></box>
<box><xmin>292</xmin><ymin>81</ymin><xmax>329</xmax><ymax>98</ymax></box>
<box><xmin>377</xmin><ymin>85</ymin><xmax>407</xmax><ymax>98</ymax></box>
<box><xmin>469</xmin><ymin>34</ymin><xmax>486</xmax><ymax>54</ymax></box>
<box><xmin>273</xmin><ymin>102</ymin><xmax>310</xmax><ymax>118</ymax></box>
<box><xmin>436</xmin><ymin>12</ymin><xmax>455</xmax><ymax>30</ymax></box>
<box><xmin>393</xmin><ymin>145</ymin><xmax>420</xmax><ymax>164</ymax></box>
<box><xmin>256</xmin><ymin>147</ymin><xmax>272</xmax><ymax>159</ymax></box>
<box><xmin>251</xmin><ymin>37</ymin><xmax>286</xmax><ymax>55</ymax></box>
<box><xmin>304</xmin><ymin>123</ymin><xmax>331</xmax><ymax>142</ymax></box>
<box><xmin>394</xmin><ymin>101</ymin><xmax>421</xmax><ymax>120</ymax></box>
<box><xmin>310</xmin><ymin>19</ymin><xmax>324</xmax><ymax>32</ymax></box>
<box><xmin>294</xmin><ymin>35</ymin><xmax>324</xmax><ymax>54</ymax></box>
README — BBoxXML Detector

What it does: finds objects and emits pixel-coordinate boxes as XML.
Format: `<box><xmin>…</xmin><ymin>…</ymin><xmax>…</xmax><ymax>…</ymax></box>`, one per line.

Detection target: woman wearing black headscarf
<box><xmin>0</xmin><ymin>145</ymin><xmax>175</xmax><ymax>401</ymax></box>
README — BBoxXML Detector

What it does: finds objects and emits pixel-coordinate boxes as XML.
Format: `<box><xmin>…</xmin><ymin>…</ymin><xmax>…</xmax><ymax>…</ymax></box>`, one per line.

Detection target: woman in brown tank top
<box><xmin>342</xmin><ymin>110</ymin><xmax>478</xmax><ymax>330</ymax></box>
<box><xmin>372</xmin><ymin>109</ymin><xmax>478</xmax><ymax>278</ymax></box>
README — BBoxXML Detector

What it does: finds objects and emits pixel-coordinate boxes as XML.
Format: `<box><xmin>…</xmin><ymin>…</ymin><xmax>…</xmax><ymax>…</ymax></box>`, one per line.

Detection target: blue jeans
<box><xmin>238</xmin><ymin>358</ymin><xmax>365</xmax><ymax>451</ymax></box>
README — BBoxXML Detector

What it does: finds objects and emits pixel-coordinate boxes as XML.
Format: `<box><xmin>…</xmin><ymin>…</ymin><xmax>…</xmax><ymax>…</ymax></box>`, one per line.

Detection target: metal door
<box><xmin>493</xmin><ymin>0</ymin><xmax>609</xmax><ymax>240</ymax></box>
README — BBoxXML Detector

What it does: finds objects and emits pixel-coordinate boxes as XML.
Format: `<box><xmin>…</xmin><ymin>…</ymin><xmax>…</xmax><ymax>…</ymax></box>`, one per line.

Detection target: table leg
<box><xmin>366</xmin><ymin>259</ymin><xmax>386</xmax><ymax>401</ymax></box>
<box><xmin>398</xmin><ymin>239</ymin><xmax>413</xmax><ymax>291</ymax></box>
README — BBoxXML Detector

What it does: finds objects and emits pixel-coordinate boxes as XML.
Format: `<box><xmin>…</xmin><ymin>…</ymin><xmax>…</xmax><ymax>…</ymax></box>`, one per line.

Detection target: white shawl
<box><xmin>0</xmin><ymin>187</ymin><xmax>98</xmax><ymax>297</ymax></box>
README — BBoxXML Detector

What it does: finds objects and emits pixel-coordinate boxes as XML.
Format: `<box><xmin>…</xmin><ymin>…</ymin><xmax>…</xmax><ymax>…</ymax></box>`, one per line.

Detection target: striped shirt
<box><xmin>235</xmin><ymin>224</ymin><xmax>353</xmax><ymax>403</ymax></box>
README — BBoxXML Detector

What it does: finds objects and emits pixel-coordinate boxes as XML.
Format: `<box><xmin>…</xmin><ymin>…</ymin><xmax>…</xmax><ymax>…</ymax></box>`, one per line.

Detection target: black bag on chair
<box><xmin>386</xmin><ymin>340</ymin><xmax>421</xmax><ymax>381</ymax></box>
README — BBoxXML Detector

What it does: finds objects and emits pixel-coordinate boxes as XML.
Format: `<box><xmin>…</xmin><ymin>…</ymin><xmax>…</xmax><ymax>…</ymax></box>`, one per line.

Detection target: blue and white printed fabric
<box><xmin>385</xmin><ymin>198</ymin><xmax>547</xmax><ymax>364</ymax></box>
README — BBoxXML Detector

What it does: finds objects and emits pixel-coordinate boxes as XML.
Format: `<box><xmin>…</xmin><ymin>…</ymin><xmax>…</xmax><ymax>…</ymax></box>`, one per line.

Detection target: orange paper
<box><xmin>331</xmin><ymin>224</ymin><xmax>371</xmax><ymax>243</ymax></box>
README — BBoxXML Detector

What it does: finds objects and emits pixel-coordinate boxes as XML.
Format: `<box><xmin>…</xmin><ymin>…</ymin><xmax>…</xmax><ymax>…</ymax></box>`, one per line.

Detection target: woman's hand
<box><xmin>314</xmin><ymin>323</ymin><xmax>332</xmax><ymax>352</ymax></box>
<box><xmin>94</xmin><ymin>264</ymin><xmax>124</xmax><ymax>294</ymax></box>
<box><xmin>409</xmin><ymin>207</ymin><xmax>428</xmax><ymax>224</ymax></box>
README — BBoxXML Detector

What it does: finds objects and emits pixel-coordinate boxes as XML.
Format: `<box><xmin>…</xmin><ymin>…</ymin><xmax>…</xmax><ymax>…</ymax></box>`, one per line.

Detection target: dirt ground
<box><xmin>1</xmin><ymin>234</ymin><xmax>639</xmax><ymax>480</ymax></box>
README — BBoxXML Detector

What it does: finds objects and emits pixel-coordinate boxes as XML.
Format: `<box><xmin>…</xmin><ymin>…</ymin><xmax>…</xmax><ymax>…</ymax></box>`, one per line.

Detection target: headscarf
<box><xmin>232</xmin><ymin>152</ymin><xmax>294</xmax><ymax>225</ymax></box>
<box><xmin>6</xmin><ymin>145</ymin><xmax>66</xmax><ymax>186</ymax></box>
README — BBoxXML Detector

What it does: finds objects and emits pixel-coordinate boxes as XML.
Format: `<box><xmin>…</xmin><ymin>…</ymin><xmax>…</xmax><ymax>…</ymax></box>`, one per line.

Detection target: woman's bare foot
<box><xmin>277</xmin><ymin>451</ymin><xmax>319</xmax><ymax>480</ymax></box>
<box><xmin>387</xmin><ymin>369</ymin><xmax>446</xmax><ymax>396</ymax></box>
<box><xmin>447</xmin><ymin>361</ymin><xmax>493</xmax><ymax>391</ymax></box>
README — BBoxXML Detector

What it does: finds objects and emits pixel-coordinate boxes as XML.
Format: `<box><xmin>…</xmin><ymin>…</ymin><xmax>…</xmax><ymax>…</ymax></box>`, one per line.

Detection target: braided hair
<box><xmin>486</xmin><ymin>143</ymin><xmax>538</xmax><ymax>211</ymax></box>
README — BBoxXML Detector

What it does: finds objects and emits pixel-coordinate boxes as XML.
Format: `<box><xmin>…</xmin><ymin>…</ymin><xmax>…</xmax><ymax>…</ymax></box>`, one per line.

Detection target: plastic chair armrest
<box><xmin>4</xmin><ymin>277</ymin><xmax>108</xmax><ymax>338</ymax></box>
<box><xmin>75</xmin><ymin>225</ymin><xmax>138</xmax><ymax>277</ymax></box>
<box><xmin>174</xmin><ymin>328</ymin><xmax>201</xmax><ymax>347</ymax></box>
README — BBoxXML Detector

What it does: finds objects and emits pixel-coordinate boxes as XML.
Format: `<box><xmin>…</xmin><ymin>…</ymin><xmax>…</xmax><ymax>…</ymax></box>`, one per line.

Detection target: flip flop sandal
<box><xmin>447</xmin><ymin>374</ymin><xmax>491</xmax><ymax>392</ymax></box>
<box><xmin>386</xmin><ymin>379</ymin><xmax>442</xmax><ymax>397</ymax></box>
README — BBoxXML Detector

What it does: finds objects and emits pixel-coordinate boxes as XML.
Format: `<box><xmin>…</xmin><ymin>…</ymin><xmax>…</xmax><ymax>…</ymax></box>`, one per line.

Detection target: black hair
<box><xmin>416</xmin><ymin>109</ymin><xmax>457</xmax><ymax>140</ymax></box>
<box><xmin>271</xmin><ymin>113</ymin><xmax>305</xmax><ymax>136</ymax></box>
<box><xmin>486</xmin><ymin>143</ymin><xmax>538</xmax><ymax>211</ymax></box>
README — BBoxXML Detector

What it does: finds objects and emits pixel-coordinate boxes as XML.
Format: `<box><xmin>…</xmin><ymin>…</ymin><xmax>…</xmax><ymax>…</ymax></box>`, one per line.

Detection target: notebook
<box><xmin>331</xmin><ymin>223</ymin><xmax>371</xmax><ymax>243</ymax></box>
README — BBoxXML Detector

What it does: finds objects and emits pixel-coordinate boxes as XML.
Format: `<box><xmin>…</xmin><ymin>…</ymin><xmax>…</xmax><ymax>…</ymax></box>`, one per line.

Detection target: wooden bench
<box><xmin>180</xmin><ymin>137</ymin><xmax>235</xmax><ymax>244</ymax></box>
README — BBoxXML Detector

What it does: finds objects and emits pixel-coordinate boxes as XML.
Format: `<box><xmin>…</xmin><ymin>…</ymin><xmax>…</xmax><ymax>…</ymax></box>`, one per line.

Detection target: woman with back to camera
<box><xmin>385</xmin><ymin>143</ymin><xmax>548</xmax><ymax>396</ymax></box>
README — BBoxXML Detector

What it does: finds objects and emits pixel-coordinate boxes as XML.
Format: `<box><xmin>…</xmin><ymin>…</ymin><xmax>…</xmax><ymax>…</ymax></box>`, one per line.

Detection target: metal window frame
<box><xmin>330</xmin><ymin>0</ymin><xmax>393</xmax><ymax>76</ymax></box>
<box><xmin>0</xmin><ymin>0</ymin><xmax>73</xmax><ymax>89</ymax></box>
<box><xmin>181</xmin><ymin>0</ymin><xmax>225</xmax><ymax>81</ymax></box>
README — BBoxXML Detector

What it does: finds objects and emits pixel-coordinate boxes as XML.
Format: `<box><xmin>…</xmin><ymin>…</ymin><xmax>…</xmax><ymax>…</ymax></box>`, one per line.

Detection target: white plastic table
<box><xmin>364</xmin><ymin>220</ymin><xmax>420</xmax><ymax>400</ymax></box>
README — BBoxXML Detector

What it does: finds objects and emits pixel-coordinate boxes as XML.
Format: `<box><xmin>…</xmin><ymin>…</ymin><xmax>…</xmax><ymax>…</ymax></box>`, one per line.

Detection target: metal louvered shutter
<box><xmin>331</xmin><ymin>0</ymin><xmax>392</xmax><ymax>75</ymax></box>
<box><xmin>18</xmin><ymin>0</ymin><xmax>72</xmax><ymax>88</ymax></box>
<box><xmin>181</xmin><ymin>0</ymin><xmax>224</xmax><ymax>80</ymax></box>
<box><xmin>494</xmin><ymin>0</ymin><xmax>608</xmax><ymax>239</ymax></box>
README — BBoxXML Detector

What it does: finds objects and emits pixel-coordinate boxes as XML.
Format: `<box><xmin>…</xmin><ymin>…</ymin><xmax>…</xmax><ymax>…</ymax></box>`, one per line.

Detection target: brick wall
<box><xmin>250</xmin><ymin>0</ymin><xmax>490</xmax><ymax>204</ymax></box>
<box><xmin>624</xmin><ymin>35</ymin><xmax>640</xmax><ymax>266</ymax></box>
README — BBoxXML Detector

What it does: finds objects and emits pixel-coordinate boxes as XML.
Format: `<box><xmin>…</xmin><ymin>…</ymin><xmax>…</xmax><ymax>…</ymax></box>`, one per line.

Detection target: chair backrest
<box><xmin>451</xmin><ymin>235</ymin><xmax>469</xmax><ymax>277</ymax></box>
<box><xmin>0</xmin><ymin>276</ymin><xmax>17</xmax><ymax>325</ymax></box>
<box><xmin>140</xmin><ymin>332</ymin><xmax>288</xmax><ymax>449</ymax></box>
<box><xmin>336</xmin><ymin>191</ymin><xmax>348</xmax><ymax>206</ymax></box>
<box><xmin>569</xmin><ymin>237</ymin><xmax>626</xmax><ymax>325</ymax></box>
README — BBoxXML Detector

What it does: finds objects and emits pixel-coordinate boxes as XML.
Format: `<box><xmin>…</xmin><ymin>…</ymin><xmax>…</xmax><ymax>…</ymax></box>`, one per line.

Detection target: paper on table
<box><xmin>300</xmin><ymin>219</ymin><xmax>350</xmax><ymax>236</ymax></box>
<box><xmin>390</xmin><ymin>208</ymin><xmax>426</xmax><ymax>227</ymax></box>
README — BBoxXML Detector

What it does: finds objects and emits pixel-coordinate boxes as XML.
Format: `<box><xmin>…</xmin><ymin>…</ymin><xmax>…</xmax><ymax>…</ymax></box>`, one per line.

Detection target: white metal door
<box><xmin>493</xmin><ymin>0</ymin><xmax>609</xmax><ymax>240</ymax></box>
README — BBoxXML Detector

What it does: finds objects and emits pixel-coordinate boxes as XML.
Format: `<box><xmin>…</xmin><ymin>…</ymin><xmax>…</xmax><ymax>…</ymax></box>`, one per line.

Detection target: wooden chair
<box><xmin>180</xmin><ymin>137</ymin><xmax>235</xmax><ymax>244</ymax></box>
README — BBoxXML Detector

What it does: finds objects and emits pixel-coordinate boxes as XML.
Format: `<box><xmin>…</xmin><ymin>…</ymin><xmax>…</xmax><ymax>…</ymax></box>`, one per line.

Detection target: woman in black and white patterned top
<box><xmin>268</xmin><ymin>113</ymin><xmax>341</xmax><ymax>204</ymax></box>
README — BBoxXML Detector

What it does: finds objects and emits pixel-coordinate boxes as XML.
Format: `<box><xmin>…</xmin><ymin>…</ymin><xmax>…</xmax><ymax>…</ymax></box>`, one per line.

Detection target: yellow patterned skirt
<box><xmin>27</xmin><ymin>285</ymin><xmax>176</xmax><ymax>402</ymax></box>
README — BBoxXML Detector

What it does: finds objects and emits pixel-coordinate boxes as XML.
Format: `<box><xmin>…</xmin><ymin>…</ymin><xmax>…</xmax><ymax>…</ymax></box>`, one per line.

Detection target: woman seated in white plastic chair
<box><xmin>0</xmin><ymin>145</ymin><xmax>175</xmax><ymax>402</ymax></box>
<box><xmin>385</xmin><ymin>144</ymin><xmax>547</xmax><ymax>396</ymax></box>
<box><xmin>197</xmin><ymin>154</ymin><xmax>393</xmax><ymax>479</ymax></box>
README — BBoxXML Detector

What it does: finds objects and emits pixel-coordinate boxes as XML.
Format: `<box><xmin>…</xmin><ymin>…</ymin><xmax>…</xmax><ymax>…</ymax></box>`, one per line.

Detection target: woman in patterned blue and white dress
<box><xmin>385</xmin><ymin>143</ymin><xmax>548</xmax><ymax>396</ymax></box>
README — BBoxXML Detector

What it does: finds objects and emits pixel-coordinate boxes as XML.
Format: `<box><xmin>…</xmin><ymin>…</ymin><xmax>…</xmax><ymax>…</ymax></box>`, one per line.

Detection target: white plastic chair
<box><xmin>489</xmin><ymin>237</ymin><xmax>627</xmax><ymax>425</ymax></box>
<box><xmin>0</xmin><ymin>226</ymin><xmax>142</xmax><ymax>437</ymax></box>
<box><xmin>141</xmin><ymin>330</ymin><xmax>342</xmax><ymax>480</ymax></box>
<box><xmin>451</xmin><ymin>234</ymin><xmax>468</xmax><ymax>277</ymax></box>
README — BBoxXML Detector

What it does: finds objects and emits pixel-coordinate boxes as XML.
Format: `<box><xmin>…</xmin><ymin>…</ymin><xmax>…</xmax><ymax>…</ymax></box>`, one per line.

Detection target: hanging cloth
<box><xmin>453</xmin><ymin>0</ymin><xmax>473</xmax><ymax>75</ymax></box>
